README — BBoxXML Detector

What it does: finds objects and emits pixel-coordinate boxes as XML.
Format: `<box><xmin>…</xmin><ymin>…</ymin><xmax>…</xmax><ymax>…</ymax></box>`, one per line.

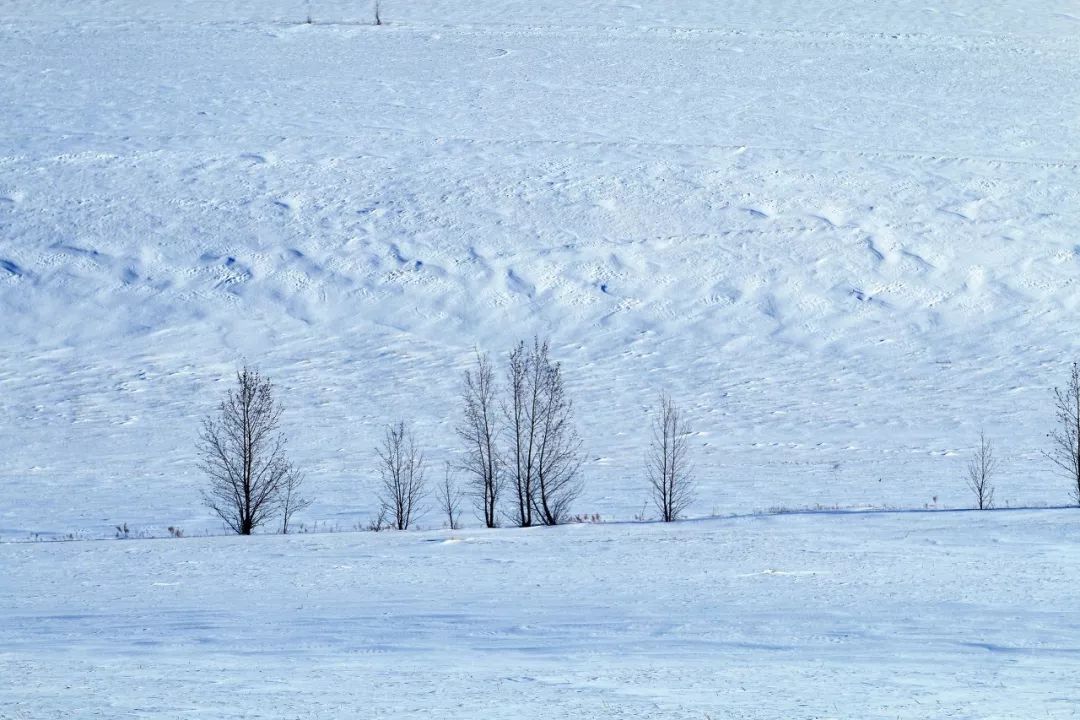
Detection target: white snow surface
<box><xmin>3</xmin><ymin>2</ymin><xmax>1080</xmax><ymax>717</ymax></box>
<box><xmin>1</xmin><ymin>1</ymin><xmax>1080</xmax><ymax>535</ymax></box>
<box><xmin>4</xmin><ymin>510</ymin><xmax>1080</xmax><ymax>718</ymax></box>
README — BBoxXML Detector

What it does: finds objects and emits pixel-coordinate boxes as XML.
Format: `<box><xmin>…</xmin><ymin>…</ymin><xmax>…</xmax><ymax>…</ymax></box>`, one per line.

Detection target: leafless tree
<box><xmin>374</xmin><ymin>0</ymin><xmax>382</xmax><ymax>25</ymax></box>
<box><xmin>457</xmin><ymin>350</ymin><xmax>501</xmax><ymax>527</ymax></box>
<box><xmin>965</xmin><ymin>430</ymin><xmax>996</xmax><ymax>510</ymax></box>
<box><xmin>505</xmin><ymin>340</ymin><xmax>536</xmax><ymax>526</ymax></box>
<box><xmin>503</xmin><ymin>338</ymin><xmax>583</xmax><ymax>526</ymax></box>
<box><xmin>377</xmin><ymin>420</ymin><xmax>426</xmax><ymax>530</ymax></box>
<box><xmin>1047</xmin><ymin>362</ymin><xmax>1080</xmax><ymax>505</ymax></box>
<box><xmin>198</xmin><ymin>366</ymin><xmax>300</xmax><ymax>535</ymax></box>
<box><xmin>436</xmin><ymin>464</ymin><xmax>464</xmax><ymax>530</ymax></box>
<box><xmin>279</xmin><ymin>468</ymin><xmax>312</xmax><ymax>534</ymax></box>
<box><xmin>647</xmin><ymin>392</ymin><xmax>695</xmax><ymax>521</ymax></box>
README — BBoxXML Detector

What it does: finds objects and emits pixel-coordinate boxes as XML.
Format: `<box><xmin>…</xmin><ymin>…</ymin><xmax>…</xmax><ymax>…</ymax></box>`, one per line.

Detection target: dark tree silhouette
<box><xmin>199</xmin><ymin>366</ymin><xmax>301</xmax><ymax>535</ymax></box>
<box><xmin>647</xmin><ymin>392</ymin><xmax>695</xmax><ymax>522</ymax></box>
<box><xmin>457</xmin><ymin>350</ymin><xmax>501</xmax><ymax>527</ymax></box>
<box><xmin>966</xmin><ymin>430</ymin><xmax>996</xmax><ymax>510</ymax></box>
<box><xmin>377</xmin><ymin>420</ymin><xmax>426</xmax><ymax>530</ymax></box>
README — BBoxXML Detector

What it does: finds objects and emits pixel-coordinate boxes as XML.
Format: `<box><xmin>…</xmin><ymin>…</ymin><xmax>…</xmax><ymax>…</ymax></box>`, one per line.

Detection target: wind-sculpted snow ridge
<box><xmin>1</xmin><ymin>0</ymin><xmax>1079</xmax><ymax>537</ymax></box>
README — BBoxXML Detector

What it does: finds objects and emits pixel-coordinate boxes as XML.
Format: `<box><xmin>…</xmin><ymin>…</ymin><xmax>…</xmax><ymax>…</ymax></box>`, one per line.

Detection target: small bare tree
<box><xmin>457</xmin><ymin>350</ymin><xmax>501</xmax><ymax>528</ymax></box>
<box><xmin>279</xmin><ymin>468</ymin><xmax>312</xmax><ymax>534</ymax></box>
<box><xmin>1047</xmin><ymin>362</ymin><xmax>1080</xmax><ymax>505</ymax></box>
<box><xmin>436</xmin><ymin>464</ymin><xmax>464</xmax><ymax>530</ymax></box>
<box><xmin>377</xmin><ymin>420</ymin><xmax>426</xmax><ymax>530</ymax></box>
<box><xmin>966</xmin><ymin>430</ymin><xmax>996</xmax><ymax>510</ymax></box>
<box><xmin>647</xmin><ymin>393</ymin><xmax>695</xmax><ymax>521</ymax></box>
<box><xmin>198</xmin><ymin>366</ymin><xmax>299</xmax><ymax>535</ymax></box>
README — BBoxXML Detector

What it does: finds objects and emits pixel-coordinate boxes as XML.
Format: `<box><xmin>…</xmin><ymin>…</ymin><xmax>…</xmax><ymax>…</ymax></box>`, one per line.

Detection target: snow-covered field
<box><xmin>4</xmin><ymin>509</ymin><xmax>1080</xmax><ymax>719</ymax></box>
<box><xmin>2</xmin><ymin>2</ymin><xmax>1080</xmax><ymax>716</ymax></box>
<box><xmin>1</xmin><ymin>0</ymin><xmax>1078</xmax><ymax>536</ymax></box>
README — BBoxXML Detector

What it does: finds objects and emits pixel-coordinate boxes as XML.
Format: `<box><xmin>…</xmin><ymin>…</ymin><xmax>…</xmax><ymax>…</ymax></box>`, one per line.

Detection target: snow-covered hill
<box><xmin>1</xmin><ymin>0</ymin><xmax>1079</xmax><ymax>536</ymax></box>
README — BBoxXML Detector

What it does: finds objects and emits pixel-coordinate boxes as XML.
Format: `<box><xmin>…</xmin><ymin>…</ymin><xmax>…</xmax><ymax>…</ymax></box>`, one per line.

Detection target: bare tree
<box><xmin>374</xmin><ymin>0</ymin><xmax>382</xmax><ymax>25</ymax></box>
<box><xmin>502</xmin><ymin>338</ymin><xmax>583</xmax><ymax>526</ymax></box>
<box><xmin>505</xmin><ymin>340</ymin><xmax>537</xmax><ymax>527</ymax></box>
<box><xmin>530</xmin><ymin>342</ymin><xmax>583</xmax><ymax>526</ymax></box>
<box><xmin>279</xmin><ymin>468</ymin><xmax>312</xmax><ymax>534</ymax></box>
<box><xmin>198</xmin><ymin>366</ymin><xmax>299</xmax><ymax>535</ymax></box>
<box><xmin>646</xmin><ymin>392</ymin><xmax>695</xmax><ymax>521</ymax></box>
<box><xmin>965</xmin><ymin>430</ymin><xmax>997</xmax><ymax>510</ymax></box>
<box><xmin>457</xmin><ymin>350</ymin><xmax>501</xmax><ymax>527</ymax></box>
<box><xmin>1047</xmin><ymin>362</ymin><xmax>1080</xmax><ymax>505</ymax></box>
<box><xmin>436</xmin><ymin>464</ymin><xmax>464</xmax><ymax>530</ymax></box>
<box><xmin>377</xmin><ymin>420</ymin><xmax>426</xmax><ymax>530</ymax></box>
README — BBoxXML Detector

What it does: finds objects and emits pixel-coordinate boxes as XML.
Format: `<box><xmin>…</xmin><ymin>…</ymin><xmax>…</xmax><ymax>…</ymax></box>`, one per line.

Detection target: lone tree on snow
<box><xmin>965</xmin><ymin>430</ymin><xmax>997</xmax><ymax>510</ymax></box>
<box><xmin>457</xmin><ymin>350</ymin><xmax>502</xmax><ymax>528</ymax></box>
<box><xmin>504</xmin><ymin>338</ymin><xmax>583</xmax><ymax>526</ymax></box>
<box><xmin>646</xmin><ymin>392</ymin><xmax>695</xmax><ymax>522</ymax></box>
<box><xmin>198</xmin><ymin>366</ymin><xmax>307</xmax><ymax>535</ymax></box>
<box><xmin>377</xmin><ymin>420</ymin><xmax>427</xmax><ymax>530</ymax></box>
<box><xmin>1047</xmin><ymin>362</ymin><xmax>1080</xmax><ymax>505</ymax></box>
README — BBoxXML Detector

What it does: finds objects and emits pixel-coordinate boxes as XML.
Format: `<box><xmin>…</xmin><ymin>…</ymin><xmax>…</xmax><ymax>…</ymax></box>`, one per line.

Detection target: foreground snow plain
<box><xmin>4</xmin><ymin>509</ymin><xmax>1080</xmax><ymax>719</ymax></box>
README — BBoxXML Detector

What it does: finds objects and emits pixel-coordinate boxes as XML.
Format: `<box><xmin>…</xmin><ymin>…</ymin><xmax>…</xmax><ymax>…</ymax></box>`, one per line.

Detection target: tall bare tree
<box><xmin>647</xmin><ymin>393</ymin><xmax>695</xmax><ymax>522</ymax></box>
<box><xmin>531</xmin><ymin>344</ymin><xmax>583</xmax><ymax>526</ymax></box>
<box><xmin>1047</xmin><ymin>362</ymin><xmax>1080</xmax><ymax>505</ymax></box>
<box><xmin>457</xmin><ymin>350</ymin><xmax>501</xmax><ymax>527</ymax></box>
<box><xmin>966</xmin><ymin>430</ymin><xmax>997</xmax><ymax>510</ymax></box>
<box><xmin>503</xmin><ymin>338</ymin><xmax>583</xmax><ymax>526</ymax></box>
<box><xmin>505</xmin><ymin>340</ymin><xmax>537</xmax><ymax>527</ymax></box>
<box><xmin>436</xmin><ymin>463</ymin><xmax>464</xmax><ymax>530</ymax></box>
<box><xmin>377</xmin><ymin>420</ymin><xmax>426</xmax><ymax>530</ymax></box>
<box><xmin>279</xmin><ymin>468</ymin><xmax>312</xmax><ymax>534</ymax></box>
<box><xmin>198</xmin><ymin>366</ymin><xmax>300</xmax><ymax>535</ymax></box>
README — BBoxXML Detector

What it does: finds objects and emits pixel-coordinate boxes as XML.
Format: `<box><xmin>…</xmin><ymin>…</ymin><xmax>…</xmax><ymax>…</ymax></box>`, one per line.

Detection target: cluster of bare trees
<box><xmin>197</xmin><ymin>349</ymin><xmax>1080</xmax><ymax>534</ymax></box>
<box><xmin>457</xmin><ymin>338</ymin><xmax>585</xmax><ymax>527</ymax></box>
<box><xmin>200</xmin><ymin>340</ymin><xmax>700</xmax><ymax>536</ymax></box>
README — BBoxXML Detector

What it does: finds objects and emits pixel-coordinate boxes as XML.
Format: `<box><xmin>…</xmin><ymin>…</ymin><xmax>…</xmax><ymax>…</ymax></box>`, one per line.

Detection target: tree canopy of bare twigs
<box><xmin>279</xmin><ymin>468</ymin><xmax>312</xmax><ymax>534</ymax></box>
<box><xmin>198</xmin><ymin>366</ymin><xmax>302</xmax><ymax>535</ymax></box>
<box><xmin>504</xmin><ymin>338</ymin><xmax>583</xmax><ymax>526</ymax></box>
<box><xmin>457</xmin><ymin>350</ymin><xmax>501</xmax><ymax>527</ymax></box>
<box><xmin>966</xmin><ymin>430</ymin><xmax>996</xmax><ymax>510</ymax></box>
<box><xmin>377</xmin><ymin>420</ymin><xmax>427</xmax><ymax>530</ymax></box>
<box><xmin>647</xmin><ymin>392</ymin><xmax>695</xmax><ymax>522</ymax></box>
<box><xmin>1047</xmin><ymin>362</ymin><xmax>1080</xmax><ymax>505</ymax></box>
<box><xmin>436</xmin><ymin>463</ymin><xmax>464</xmax><ymax>530</ymax></box>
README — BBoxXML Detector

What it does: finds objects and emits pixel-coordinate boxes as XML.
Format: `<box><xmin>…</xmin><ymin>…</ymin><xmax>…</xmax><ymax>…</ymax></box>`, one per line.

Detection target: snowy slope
<box><xmin>4</xmin><ymin>509</ymin><xmax>1080</xmax><ymax>719</ymax></box>
<box><xmin>1</xmin><ymin>1</ymin><xmax>1080</xmax><ymax>536</ymax></box>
